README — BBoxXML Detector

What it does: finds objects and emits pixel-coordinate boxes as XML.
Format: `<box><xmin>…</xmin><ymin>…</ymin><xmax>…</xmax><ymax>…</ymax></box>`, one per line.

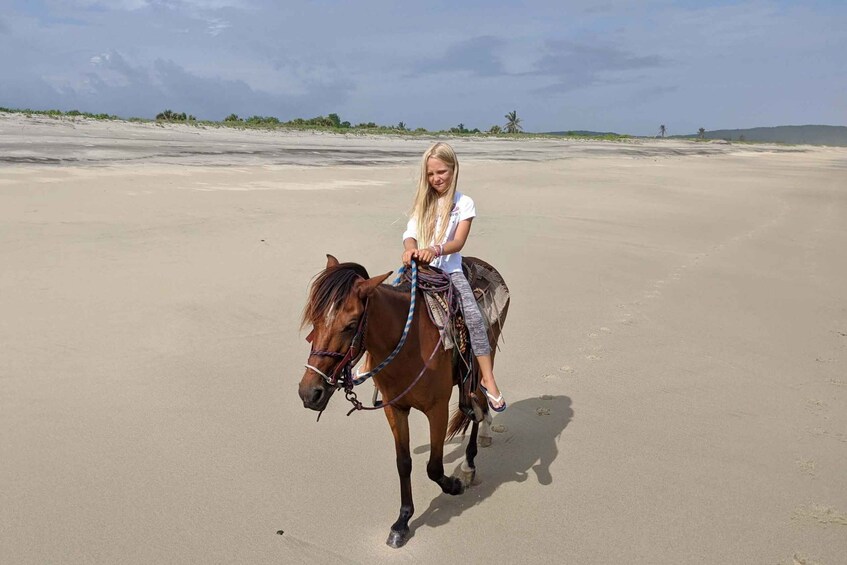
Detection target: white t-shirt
<box><xmin>403</xmin><ymin>192</ymin><xmax>476</xmax><ymax>274</ymax></box>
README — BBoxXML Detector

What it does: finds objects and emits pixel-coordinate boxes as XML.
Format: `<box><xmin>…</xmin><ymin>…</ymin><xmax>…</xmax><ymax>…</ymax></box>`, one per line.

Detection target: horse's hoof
<box><xmin>479</xmin><ymin>435</ymin><xmax>492</xmax><ymax>448</ymax></box>
<box><xmin>386</xmin><ymin>529</ymin><xmax>409</xmax><ymax>548</ymax></box>
<box><xmin>449</xmin><ymin>477</ymin><xmax>465</xmax><ymax>496</ymax></box>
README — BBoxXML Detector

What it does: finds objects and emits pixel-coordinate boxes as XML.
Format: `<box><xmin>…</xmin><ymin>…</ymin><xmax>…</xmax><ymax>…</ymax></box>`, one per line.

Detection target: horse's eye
<box><xmin>344</xmin><ymin>321</ymin><xmax>358</xmax><ymax>332</ymax></box>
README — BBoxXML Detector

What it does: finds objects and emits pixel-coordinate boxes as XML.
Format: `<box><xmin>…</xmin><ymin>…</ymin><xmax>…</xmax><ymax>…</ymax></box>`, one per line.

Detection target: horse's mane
<box><xmin>301</xmin><ymin>262</ymin><xmax>370</xmax><ymax>329</ymax></box>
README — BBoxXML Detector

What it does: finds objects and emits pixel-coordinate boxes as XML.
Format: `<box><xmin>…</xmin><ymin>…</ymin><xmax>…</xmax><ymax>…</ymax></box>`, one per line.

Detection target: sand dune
<box><xmin>1</xmin><ymin>115</ymin><xmax>846</xmax><ymax>564</ymax></box>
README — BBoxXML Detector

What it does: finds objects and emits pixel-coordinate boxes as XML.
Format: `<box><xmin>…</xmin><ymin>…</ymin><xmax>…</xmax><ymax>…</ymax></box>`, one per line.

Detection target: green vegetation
<box><xmin>156</xmin><ymin>109</ymin><xmax>196</xmax><ymax>122</ymax></box>
<box><xmin>449</xmin><ymin>123</ymin><xmax>481</xmax><ymax>134</ymax></box>
<box><xmin>0</xmin><ymin>107</ymin><xmax>119</xmax><ymax>120</ymax></box>
<box><xmin>0</xmin><ymin>106</ymin><xmax>637</xmax><ymax>142</ymax></box>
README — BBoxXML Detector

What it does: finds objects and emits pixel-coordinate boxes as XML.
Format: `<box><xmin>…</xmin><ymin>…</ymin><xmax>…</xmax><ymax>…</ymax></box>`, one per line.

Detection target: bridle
<box><xmin>304</xmin><ymin>302</ymin><xmax>369</xmax><ymax>390</ymax></box>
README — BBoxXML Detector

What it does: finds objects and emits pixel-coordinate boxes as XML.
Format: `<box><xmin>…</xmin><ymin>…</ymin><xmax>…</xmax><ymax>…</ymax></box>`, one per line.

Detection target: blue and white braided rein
<box><xmin>351</xmin><ymin>260</ymin><xmax>417</xmax><ymax>385</ymax></box>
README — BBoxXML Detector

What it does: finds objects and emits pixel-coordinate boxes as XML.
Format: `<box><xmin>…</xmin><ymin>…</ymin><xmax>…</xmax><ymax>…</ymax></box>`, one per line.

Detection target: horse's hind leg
<box><xmin>460</xmin><ymin>420</ymin><xmax>480</xmax><ymax>487</ymax></box>
<box><xmin>479</xmin><ymin>409</ymin><xmax>493</xmax><ymax>448</ymax></box>
<box><xmin>425</xmin><ymin>404</ymin><xmax>464</xmax><ymax>496</ymax></box>
<box><xmin>385</xmin><ymin>406</ymin><xmax>414</xmax><ymax>548</ymax></box>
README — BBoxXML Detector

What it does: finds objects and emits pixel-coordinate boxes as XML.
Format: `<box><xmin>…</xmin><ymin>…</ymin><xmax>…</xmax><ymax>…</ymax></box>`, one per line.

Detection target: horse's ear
<box><xmin>326</xmin><ymin>254</ymin><xmax>340</xmax><ymax>269</ymax></box>
<box><xmin>356</xmin><ymin>272</ymin><xmax>392</xmax><ymax>298</ymax></box>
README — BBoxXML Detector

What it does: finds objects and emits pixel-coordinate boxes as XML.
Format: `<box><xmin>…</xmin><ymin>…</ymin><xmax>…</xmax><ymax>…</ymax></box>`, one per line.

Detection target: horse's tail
<box><xmin>447</xmin><ymin>405</ymin><xmax>472</xmax><ymax>440</ymax></box>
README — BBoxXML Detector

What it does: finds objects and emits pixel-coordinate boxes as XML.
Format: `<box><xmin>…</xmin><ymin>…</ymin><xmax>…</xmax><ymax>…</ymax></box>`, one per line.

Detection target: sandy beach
<box><xmin>2</xmin><ymin>114</ymin><xmax>846</xmax><ymax>564</ymax></box>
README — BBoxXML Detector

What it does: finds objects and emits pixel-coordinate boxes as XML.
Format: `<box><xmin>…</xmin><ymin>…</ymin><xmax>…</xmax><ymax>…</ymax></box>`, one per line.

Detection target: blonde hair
<box><xmin>409</xmin><ymin>142</ymin><xmax>459</xmax><ymax>247</ymax></box>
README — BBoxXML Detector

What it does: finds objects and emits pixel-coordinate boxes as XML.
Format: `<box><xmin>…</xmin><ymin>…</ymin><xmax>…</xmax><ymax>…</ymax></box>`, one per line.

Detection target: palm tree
<box><xmin>504</xmin><ymin>110</ymin><xmax>522</xmax><ymax>134</ymax></box>
<box><xmin>489</xmin><ymin>125</ymin><xmax>502</xmax><ymax>134</ymax></box>
<box><xmin>659</xmin><ymin>124</ymin><xmax>666</xmax><ymax>138</ymax></box>
<box><xmin>698</xmin><ymin>127</ymin><xmax>705</xmax><ymax>139</ymax></box>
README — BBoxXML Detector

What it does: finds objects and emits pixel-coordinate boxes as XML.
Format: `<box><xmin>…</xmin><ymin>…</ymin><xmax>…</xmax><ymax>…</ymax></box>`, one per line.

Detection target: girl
<box><xmin>401</xmin><ymin>142</ymin><xmax>506</xmax><ymax>412</ymax></box>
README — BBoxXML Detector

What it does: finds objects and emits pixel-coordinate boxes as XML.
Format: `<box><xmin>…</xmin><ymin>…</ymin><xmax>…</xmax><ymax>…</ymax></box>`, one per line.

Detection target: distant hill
<box><xmin>677</xmin><ymin>125</ymin><xmax>847</xmax><ymax>146</ymax></box>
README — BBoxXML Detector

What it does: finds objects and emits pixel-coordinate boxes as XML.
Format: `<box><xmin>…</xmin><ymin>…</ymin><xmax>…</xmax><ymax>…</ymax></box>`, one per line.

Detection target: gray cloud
<box><xmin>531</xmin><ymin>40</ymin><xmax>668</xmax><ymax>93</ymax></box>
<box><xmin>1</xmin><ymin>49</ymin><xmax>353</xmax><ymax>120</ymax></box>
<box><xmin>410</xmin><ymin>36</ymin><xmax>508</xmax><ymax>77</ymax></box>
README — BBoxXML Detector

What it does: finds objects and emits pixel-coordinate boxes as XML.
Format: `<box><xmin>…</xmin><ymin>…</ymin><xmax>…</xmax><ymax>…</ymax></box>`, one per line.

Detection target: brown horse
<box><xmin>298</xmin><ymin>254</ymin><xmax>508</xmax><ymax>548</ymax></box>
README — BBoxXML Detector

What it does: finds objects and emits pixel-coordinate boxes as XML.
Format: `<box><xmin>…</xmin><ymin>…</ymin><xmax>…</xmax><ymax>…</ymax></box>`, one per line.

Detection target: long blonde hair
<box><xmin>409</xmin><ymin>142</ymin><xmax>459</xmax><ymax>246</ymax></box>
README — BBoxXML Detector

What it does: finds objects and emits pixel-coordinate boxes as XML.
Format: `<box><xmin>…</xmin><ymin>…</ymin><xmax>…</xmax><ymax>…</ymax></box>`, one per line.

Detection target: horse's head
<box><xmin>298</xmin><ymin>254</ymin><xmax>391</xmax><ymax>412</ymax></box>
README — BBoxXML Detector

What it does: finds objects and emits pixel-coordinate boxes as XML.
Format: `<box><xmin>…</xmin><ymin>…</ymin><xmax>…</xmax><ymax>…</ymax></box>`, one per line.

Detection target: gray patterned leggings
<box><xmin>450</xmin><ymin>272</ymin><xmax>491</xmax><ymax>356</ymax></box>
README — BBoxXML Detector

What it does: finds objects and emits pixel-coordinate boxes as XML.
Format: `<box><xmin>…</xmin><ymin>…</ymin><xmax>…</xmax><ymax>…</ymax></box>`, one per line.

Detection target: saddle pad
<box><xmin>463</xmin><ymin>256</ymin><xmax>510</xmax><ymax>343</ymax></box>
<box><xmin>421</xmin><ymin>257</ymin><xmax>510</xmax><ymax>350</ymax></box>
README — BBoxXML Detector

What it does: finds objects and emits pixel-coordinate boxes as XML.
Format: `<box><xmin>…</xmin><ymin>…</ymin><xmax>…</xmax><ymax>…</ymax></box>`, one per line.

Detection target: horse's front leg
<box><xmin>384</xmin><ymin>405</ymin><xmax>414</xmax><ymax>548</ymax></box>
<box><xmin>425</xmin><ymin>404</ymin><xmax>465</xmax><ymax>496</ymax></box>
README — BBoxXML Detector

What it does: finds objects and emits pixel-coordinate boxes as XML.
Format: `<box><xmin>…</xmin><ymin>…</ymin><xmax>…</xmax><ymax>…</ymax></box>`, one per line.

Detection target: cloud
<box><xmin>410</xmin><ymin>35</ymin><xmax>508</xmax><ymax>77</ymax></box>
<box><xmin>54</xmin><ymin>0</ymin><xmax>248</xmax><ymax>11</ymax></box>
<box><xmin>3</xmin><ymin>49</ymin><xmax>353</xmax><ymax>120</ymax></box>
<box><xmin>205</xmin><ymin>17</ymin><xmax>230</xmax><ymax>35</ymax></box>
<box><xmin>529</xmin><ymin>40</ymin><xmax>668</xmax><ymax>94</ymax></box>
<box><xmin>58</xmin><ymin>0</ymin><xmax>151</xmax><ymax>10</ymax></box>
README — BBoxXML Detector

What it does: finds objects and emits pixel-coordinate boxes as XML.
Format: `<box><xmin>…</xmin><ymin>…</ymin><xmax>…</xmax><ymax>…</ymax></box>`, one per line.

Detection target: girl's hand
<box><xmin>414</xmin><ymin>247</ymin><xmax>436</xmax><ymax>265</ymax></box>
<box><xmin>401</xmin><ymin>249</ymin><xmax>416</xmax><ymax>266</ymax></box>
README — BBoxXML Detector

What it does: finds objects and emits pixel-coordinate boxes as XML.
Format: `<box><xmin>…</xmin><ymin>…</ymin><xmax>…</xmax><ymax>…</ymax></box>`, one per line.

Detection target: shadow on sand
<box><xmin>408</xmin><ymin>395</ymin><xmax>573</xmax><ymax>536</ymax></box>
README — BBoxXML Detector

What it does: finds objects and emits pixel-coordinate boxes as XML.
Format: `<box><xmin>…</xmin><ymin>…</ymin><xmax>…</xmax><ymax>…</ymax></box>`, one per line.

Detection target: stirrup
<box><xmin>459</xmin><ymin>397</ymin><xmax>484</xmax><ymax>423</ymax></box>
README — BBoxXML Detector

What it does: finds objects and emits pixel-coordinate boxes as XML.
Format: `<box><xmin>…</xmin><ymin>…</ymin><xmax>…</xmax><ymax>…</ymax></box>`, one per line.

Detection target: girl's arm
<box><xmin>438</xmin><ymin>218</ymin><xmax>473</xmax><ymax>256</ymax></box>
<box><xmin>403</xmin><ymin>218</ymin><xmax>474</xmax><ymax>265</ymax></box>
<box><xmin>415</xmin><ymin>218</ymin><xmax>474</xmax><ymax>264</ymax></box>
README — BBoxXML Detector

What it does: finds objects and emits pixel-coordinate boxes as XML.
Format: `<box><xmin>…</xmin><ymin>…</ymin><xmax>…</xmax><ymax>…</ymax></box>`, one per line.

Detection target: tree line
<box><xmin>211</xmin><ymin>109</ymin><xmax>525</xmax><ymax>135</ymax></box>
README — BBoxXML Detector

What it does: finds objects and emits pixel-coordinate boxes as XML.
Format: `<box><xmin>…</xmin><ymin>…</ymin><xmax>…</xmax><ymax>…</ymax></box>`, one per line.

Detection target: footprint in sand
<box><xmin>491</xmin><ymin>424</ymin><xmax>507</xmax><ymax>433</ymax></box>
<box><xmin>789</xmin><ymin>553</ymin><xmax>823</xmax><ymax>565</ymax></box>
<box><xmin>806</xmin><ymin>399</ymin><xmax>828</xmax><ymax>417</ymax></box>
<box><xmin>792</xmin><ymin>503</ymin><xmax>847</xmax><ymax>526</ymax></box>
<box><xmin>599</xmin><ymin>327</ymin><xmax>611</xmax><ymax>333</ymax></box>
<box><xmin>558</xmin><ymin>365</ymin><xmax>575</xmax><ymax>374</ymax></box>
<box><xmin>829</xmin><ymin>378</ymin><xmax>845</xmax><ymax>387</ymax></box>
<box><xmin>795</xmin><ymin>458</ymin><xmax>816</xmax><ymax>477</ymax></box>
<box><xmin>585</xmin><ymin>354</ymin><xmax>601</xmax><ymax>361</ymax></box>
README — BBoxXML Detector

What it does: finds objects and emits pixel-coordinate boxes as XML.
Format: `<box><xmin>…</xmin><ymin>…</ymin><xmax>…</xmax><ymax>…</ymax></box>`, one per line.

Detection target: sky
<box><xmin>1</xmin><ymin>0</ymin><xmax>845</xmax><ymax>136</ymax></box>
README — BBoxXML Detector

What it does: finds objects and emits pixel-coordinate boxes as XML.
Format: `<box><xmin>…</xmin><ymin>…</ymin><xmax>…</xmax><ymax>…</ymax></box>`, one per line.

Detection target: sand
<box><xmin>2</xmin><ymin>113</ymin><xmax>846</xmax><ymax>564</ymax></box>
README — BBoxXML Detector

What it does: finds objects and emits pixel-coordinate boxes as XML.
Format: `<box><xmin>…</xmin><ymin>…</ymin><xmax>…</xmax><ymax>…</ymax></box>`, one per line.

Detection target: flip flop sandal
<box><xmin>480</xmin><ymin>384</ymin><xmax>507</xmax><ymax>413</ymax></box>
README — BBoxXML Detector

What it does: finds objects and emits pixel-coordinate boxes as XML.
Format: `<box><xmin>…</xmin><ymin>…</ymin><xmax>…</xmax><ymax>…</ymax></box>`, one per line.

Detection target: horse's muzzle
<box><xmin>298</xmin><ymin>378</ymin><xmax>334</xmax><ymax>411</ymax></box>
